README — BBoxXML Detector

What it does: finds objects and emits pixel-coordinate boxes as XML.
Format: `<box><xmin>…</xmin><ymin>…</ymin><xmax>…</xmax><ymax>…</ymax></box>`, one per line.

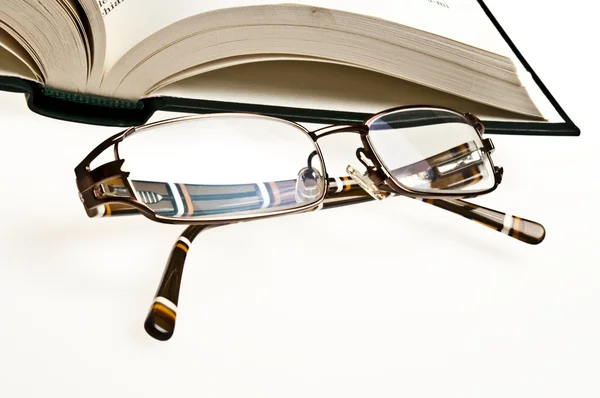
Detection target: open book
<box><xmin>0</xmin><ymin>0</ymin><xmax>575</xmax><ymax>129</ymax></box>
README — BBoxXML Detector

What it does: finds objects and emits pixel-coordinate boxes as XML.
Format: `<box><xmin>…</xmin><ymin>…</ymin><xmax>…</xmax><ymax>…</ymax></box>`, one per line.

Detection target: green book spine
<box><xmin>0</xmin><ymin>76</ymin><xmax>580</xmax><ymax>135</ymax></box>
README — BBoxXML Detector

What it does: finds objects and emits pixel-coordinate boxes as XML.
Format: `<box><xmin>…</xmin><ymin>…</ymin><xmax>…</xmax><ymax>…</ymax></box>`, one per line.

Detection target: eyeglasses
<box><xmin>75</xmin><ymin>106</ymin><xmax>545</xmax><ymax>341</ymax></box>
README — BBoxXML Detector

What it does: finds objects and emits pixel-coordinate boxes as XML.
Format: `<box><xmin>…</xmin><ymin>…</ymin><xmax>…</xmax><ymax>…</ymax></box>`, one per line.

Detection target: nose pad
<box><xmin>295</xmin><ymin>167</ymin><xmax>324</xmax><ymax>203</ymax></box>
<box><xmin>346</xmin><ymin>165</ymin><xmax>390</xmax><ymax>200</ymax></box>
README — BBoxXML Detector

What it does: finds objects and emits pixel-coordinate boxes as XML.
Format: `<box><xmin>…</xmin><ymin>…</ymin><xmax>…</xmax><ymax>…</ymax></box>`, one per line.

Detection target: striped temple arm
<box><xmin>144</xmin><ymin>224</ymin><xmax>214</xmax><ymax>341</ymax></box>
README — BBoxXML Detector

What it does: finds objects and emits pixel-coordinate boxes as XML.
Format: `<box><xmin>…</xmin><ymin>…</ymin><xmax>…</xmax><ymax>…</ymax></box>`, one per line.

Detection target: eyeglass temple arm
<box><xmin>143</xmin><ymin>224</ymin><xmax>219</xmax><ymax>341</ymax></box>
<box><xmin>418</xmin><ymin>198</ymin><xmax>545</xmax><ymax>245</ymax></box>
<box><xmin>325</xmin><ymin>179</ymin><xmax>545</xmax><ymax>245</ymax></box>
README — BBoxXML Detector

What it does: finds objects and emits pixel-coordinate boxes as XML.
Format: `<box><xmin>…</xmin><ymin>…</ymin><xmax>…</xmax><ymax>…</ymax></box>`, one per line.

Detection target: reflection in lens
<box><xmin>366</xmin><ymin>108</ymin><xmax>495</xmax><ymax>194</ymax></box>
<box><xmin>117</xmin><ymin>115</ymin><xmax>325</xmax><ymax>220</ymax></box>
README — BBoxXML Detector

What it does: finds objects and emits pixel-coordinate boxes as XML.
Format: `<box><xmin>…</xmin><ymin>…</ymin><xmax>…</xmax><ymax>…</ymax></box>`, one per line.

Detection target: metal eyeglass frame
<box><xmin>75</xmin><ymin>105</ymin><xmax>546</xmax><ymax>341</ymax></box>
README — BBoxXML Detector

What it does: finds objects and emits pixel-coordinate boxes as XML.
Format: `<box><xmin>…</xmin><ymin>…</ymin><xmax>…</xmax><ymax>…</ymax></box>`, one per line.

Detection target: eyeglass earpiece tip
<box><xmin>505</xmin><ymin>215</ymin><xmax>546</xmax><ymax>245</ymax></box>
<box><xmin>522</xmin><ymin>219</ymin><xmax>546</xmax><ymax>245</ymax></box>
<box><xmin>144</xmin><ymin>300</ymin><xmax>177</xmax><ymax>341</ymax></box>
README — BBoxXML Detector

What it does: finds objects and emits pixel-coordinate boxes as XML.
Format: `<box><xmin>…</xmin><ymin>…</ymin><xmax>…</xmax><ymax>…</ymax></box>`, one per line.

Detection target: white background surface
<box><xmin>0</xmin><ymin>1</ymin><xmax>598</xmax><ymax>396</ymax></box>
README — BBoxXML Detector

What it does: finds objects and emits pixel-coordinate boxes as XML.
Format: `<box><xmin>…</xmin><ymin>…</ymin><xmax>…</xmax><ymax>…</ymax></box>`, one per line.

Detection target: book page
<box><xmin>0</xmin><ymin>45</ymin><xmax>37</xmax><ymax>81</ymax></box>
<box><xmin>148</xmin><ymin>61</ymin><xmax>549</xmax><ymax>121</ymax></box>
<box><xmin>0</xmin><ymin>28</ymin><xmax>41</xmax><ymax>81</ymax></box>
<box><xmin>100</xmin><ymin>0</ymin><xmax>512</xmax><ymax>70</ymax></box>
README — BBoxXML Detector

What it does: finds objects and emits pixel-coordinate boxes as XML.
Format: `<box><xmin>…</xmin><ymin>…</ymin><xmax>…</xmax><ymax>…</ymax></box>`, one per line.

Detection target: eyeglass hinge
<box><xmin>482</xmin><ymin>138</ymin><xmax>495</xmax><ymax>153</ymax></box>
<box><xmin>494</xmin><ymin>166</ymin><xmax>504</xmax><ymax>184</ymax></box>
<box><xmin>465</xmin><ymin>113</ymin><xmax>485</xmax><ymax>136</ymax></box>
<box><xmin>93</xmin><ymin>179</ymin><xmax>132</xmax><ymax>200</ymax></box>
